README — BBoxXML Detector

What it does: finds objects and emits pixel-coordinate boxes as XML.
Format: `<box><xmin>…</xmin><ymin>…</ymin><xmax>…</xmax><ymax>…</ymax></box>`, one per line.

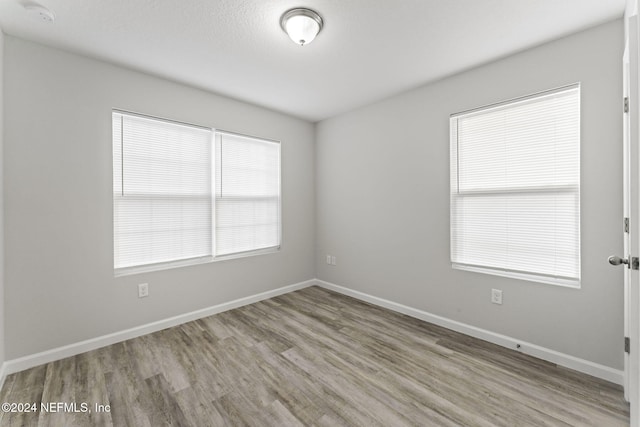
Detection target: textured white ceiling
<box><xmin>0</xmin><ymin>0</ymin><xmax>626</xmax><ymax>122</ymax></box>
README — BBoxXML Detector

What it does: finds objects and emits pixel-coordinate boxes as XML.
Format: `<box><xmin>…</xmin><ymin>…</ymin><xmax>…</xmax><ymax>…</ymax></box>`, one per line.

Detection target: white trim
<box><xmin>214</xmin><ymin>246</ymin><xmax>281</xmax><ymax>263</ymax></box>
<box><xmin>453</xmin><ymin>264</ymin><xmax>580</xmax><ymax>289</ymax></box>
<box><xmin>114</xmin><ymin>255</ymin><xmax>215</xmax><ymax>277</ymax></box>
<box><xmin>0</xmin><ymin>361</ymin><xmax>8</xmax><ymax>392</ymax></box>
<box><xmin>114</xmin><ymin>245</ymin><xmax>282</xmax><ymax>278</ymax></box>
<box><xmin>626</xmin><ymin>0</ymin><xmax>638</xmax><ymax>20</ymax></box>
<box><xmin>1</xmin><ymin>278</ymin><xmax>623</xmax><ymax>386</ymax></box>
<box><xmin>2</xmin><ymin>279</ymin><xmax>315</xmax><ymax>376</ymax></box>
<box><xmin>316</xmin><ymin>279</ymin><xmax>624</xmax><ymax>385</ymax></box>
<box><xmin>450</xmin><ymin>82</ymin><xmax>580</xmax><ymax>118</ymax></box>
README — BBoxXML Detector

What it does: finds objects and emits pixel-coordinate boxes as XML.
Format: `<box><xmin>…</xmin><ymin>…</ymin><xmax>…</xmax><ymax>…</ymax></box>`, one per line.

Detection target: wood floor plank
<box><xmin>0</xmin><ymin>285</ymin><xmax>630</xmax><ymax>426</ymax></box>
<box><xmin>249</xmin><ymin>341</ymin><xmax>338</xmax><ymax>425</ymax></box>
<box><xmin>104</xmin><ymin>352</ymin><xmax>153</xmax><ymax>427</ymax></box>
<box><xmin>173</xmin><ymin>382</ymin><xmax>228</xmax><ymax>426</ymax></box>
<box><xmin>75</xmin><ymin>351</ymin><xmax>113</xmax><ymax>427</ymax></box>
<box><xmin>2</xmin><ymin>364</ymin><xmax>46</xmax><ymax>427</ymax></box>
<box><xmin>144</xmin><ymin>374</ymin><xmax>190</xmax><ymax>426</ymax></box>
<box><xmin>0</xmin><ymin>373</ymin><xmax>16</xmax><ymax>427</ymax></box>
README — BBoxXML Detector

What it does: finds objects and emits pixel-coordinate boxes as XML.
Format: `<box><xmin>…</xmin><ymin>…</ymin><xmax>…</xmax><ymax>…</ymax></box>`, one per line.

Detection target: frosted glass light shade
<box><xmin>281</xmin><ymin>8</ymin><xmax>323</xmax><ymax>46</ymax></box>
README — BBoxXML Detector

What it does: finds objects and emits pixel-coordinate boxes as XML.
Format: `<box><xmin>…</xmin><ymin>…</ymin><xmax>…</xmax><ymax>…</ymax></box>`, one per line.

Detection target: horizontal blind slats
<box><xmin>450</xmin><ymin>86</ymin><xmax>580</xmax><ymax>283</ymax></box>
<box><xmin>215</xmin><ymin>133</ymin><xmax>281</xmax><ymax>257</ymax></box>
<box><xmin>113</xmin><ymin>112</ymin><xmax>282</xmax><ymax>271</ymax></box>
<box><xmin>113</xmin><ymin>112</ymin><xmax>213</xmax><ymax>269</ymax></box>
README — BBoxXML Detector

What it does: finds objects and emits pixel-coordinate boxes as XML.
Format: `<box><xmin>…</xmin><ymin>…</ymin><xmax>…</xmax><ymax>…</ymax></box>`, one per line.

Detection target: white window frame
<box><xmin>449</xmin><ymin>84</ymin><xmax>581</xmax><ymax>288</ymax></box>
<box><xmin>214</xmin><ymin>130</ymin><xmax>282</xmax><ymax>260</ymax></box>
<box><xmin>113</xmin><ymin>110</ymin><xmax>281</xmax><ymax>277</ymax></box>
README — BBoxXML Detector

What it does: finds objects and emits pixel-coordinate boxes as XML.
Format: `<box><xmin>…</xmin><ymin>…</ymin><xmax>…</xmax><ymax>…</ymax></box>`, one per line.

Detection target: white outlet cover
<box><xmin>491</xmin><ymin>289</ymin><xmax>502</xmax><ymax>305</ymax></box>
<box><xmin>138</xmin><ymin>283</ymin><xmax>149</xmax><ymax>298</ymax></box>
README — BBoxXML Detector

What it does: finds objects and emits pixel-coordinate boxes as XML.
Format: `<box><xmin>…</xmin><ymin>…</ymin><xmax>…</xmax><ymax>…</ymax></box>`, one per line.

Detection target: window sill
<box><xmin>452</xmin><ymin>263</ymin><xmax>580</xmax><ymax>289</ymax></box>
<box><xmin>114</xmin><ymin>246</ymin><xmax>280</xmax><ymax>277</ymax></box>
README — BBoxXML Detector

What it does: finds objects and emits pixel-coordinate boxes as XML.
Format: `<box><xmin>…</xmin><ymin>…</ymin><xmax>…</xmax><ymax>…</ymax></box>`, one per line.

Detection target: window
<box><xmin>215</xmin><ymin>132</ymin><xmax>281</xmax><ymax>257</ymax></box>
<box><xmin>113</xmin><ymin>111</ymin><xmax>280</xmax><ymax>274</ymax></box>
<box><xmin>450</xmin><ymin>84</ymin><xmax>580</xmax><ymax>287</ymax></box>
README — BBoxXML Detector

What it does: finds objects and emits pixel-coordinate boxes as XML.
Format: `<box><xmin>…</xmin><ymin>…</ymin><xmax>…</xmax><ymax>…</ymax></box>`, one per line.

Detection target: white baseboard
<box><xmin>2</xmin><ymin>279</ymin><xmax>315</xmax><ymax>378</ymax></box>
<box><xmin>0</xmin><ymin>278</ymin><xmax>624</xmax><ymax>387</ymax></box>
<box><xmin>316</xmin><ymin>279</ymin><xmax>625</xmax><ymax>385</ymax></box>
<box><xmin>0</xmin><ymin>360</ymin><xmax>7</xmax><ymax>392</ymax></box>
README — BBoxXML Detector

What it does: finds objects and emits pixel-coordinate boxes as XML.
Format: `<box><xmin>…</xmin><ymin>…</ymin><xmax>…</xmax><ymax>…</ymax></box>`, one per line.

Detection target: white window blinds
<box><xmin>113</xmin><ymin>112</ymin><xmax>213</xmax><ymax>270</ymax></box>
<box><xmin>215</xmin><ymin>132</ymin><xmax>281</xmax><ymax>257</ymax></box>
<box><xmin>450</xmin><ymin>84</ymin><xmax>580</xmax><ymax>286</ymax></box>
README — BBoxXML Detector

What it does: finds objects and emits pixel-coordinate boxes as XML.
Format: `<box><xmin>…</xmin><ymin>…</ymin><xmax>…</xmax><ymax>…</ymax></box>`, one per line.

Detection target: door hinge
<box><xmin>625</xmin><ymin>217</ymin><xmax>629</xmax><ymax>233</ymax></box>
<box><xmin>633</xmin><ymin>257</ymin><xmax>639</xmax><ymax>270</ymax></box>
<box><xmin>625</xmin><ymin>97</ymin><xmax>630</xmax><ymax>113</ymax></box>
<box><xmin>625</xmin><ymin>336</ymin><xmax>630</xmax><ymax>353</ymax></box>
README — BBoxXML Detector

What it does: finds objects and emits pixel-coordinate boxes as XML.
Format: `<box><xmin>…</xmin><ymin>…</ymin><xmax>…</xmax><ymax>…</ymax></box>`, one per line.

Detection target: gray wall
<box><xmin>316</xmin><ymin>19</ymin><xmax>624</xmax><ymax>369</ymax></box>
<box><xmin>1</xmin><ymin>19</ymin><xmax>625</xmax><ymax>371</ymax></box>
<box><xmin>4</xmin><ymin>37</ymin><xmax>315</xmax><ymax>359</ymax></box>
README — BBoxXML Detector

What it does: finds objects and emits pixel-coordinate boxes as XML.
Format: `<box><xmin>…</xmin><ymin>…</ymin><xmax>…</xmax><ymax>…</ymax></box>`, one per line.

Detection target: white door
<box><xmin>631</xmin><ymin>14</ymin><xmax>640</xmax><ymax>426</ymax></box>
<box><xmin>612</xmin><ymin>12</ymin><xmax>640</xmax><ymax>426</ymax></box>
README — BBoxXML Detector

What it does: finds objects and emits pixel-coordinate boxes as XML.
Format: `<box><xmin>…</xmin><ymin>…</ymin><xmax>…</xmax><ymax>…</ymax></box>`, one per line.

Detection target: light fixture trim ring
<box><xmin>280</xmin><ymin>7</ymin><xmax>324</xmax><ymax>35</ymax></box>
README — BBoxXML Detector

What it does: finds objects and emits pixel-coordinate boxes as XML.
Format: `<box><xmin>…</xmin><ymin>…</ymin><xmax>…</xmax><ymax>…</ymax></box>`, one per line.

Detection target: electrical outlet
<box><xmin>138</xmin><ymin>283</ymin><xmax>149</xmax><ymax>298</ymax></box>
<box><xmin>326</xmin><ymin>255</ymin><xmax>331</xmax><ymax>265</ymax></box>
<box><xmin>331</xmin><ymin>256</ymin><xmax>337</xmax><ymax>265</ymax></box>
<box><xmin>491</xmin><ymin>288</ymin><xmax>502</xmax><ymax>305</ymax></box>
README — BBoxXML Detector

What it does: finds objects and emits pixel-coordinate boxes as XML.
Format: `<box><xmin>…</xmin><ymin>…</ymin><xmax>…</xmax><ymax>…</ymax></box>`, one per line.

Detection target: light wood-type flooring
<box><xmin>0</xmin><ymin>286</ymin><xmax>630</xmax><ymax>426</ymax></box>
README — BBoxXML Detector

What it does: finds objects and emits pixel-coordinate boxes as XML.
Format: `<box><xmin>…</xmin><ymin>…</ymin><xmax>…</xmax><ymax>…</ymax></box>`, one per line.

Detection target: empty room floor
<box><xmin>0</xmin><ymin>286</ymin><xmax>630</xmax><ymax>426</ymax></box>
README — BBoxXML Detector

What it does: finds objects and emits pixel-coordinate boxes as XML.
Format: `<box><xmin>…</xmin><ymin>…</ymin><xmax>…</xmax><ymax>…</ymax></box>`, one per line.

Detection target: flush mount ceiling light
<box><xmin>280</xmin><ymin>8</ymin><xmax>323</xmax><ymax>46</ymax></box>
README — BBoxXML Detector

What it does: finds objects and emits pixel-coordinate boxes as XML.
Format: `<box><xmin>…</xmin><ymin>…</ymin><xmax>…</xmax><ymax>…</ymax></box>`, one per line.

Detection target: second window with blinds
<box><xmin>113</xmin><ymin>111</ymin><xmax>281</xmax><ymax>275</ymax></box>
<box><xmin>450</xmin><ymin>84</ymin><xmax>581</xmax><ymax>287</ymax></box>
